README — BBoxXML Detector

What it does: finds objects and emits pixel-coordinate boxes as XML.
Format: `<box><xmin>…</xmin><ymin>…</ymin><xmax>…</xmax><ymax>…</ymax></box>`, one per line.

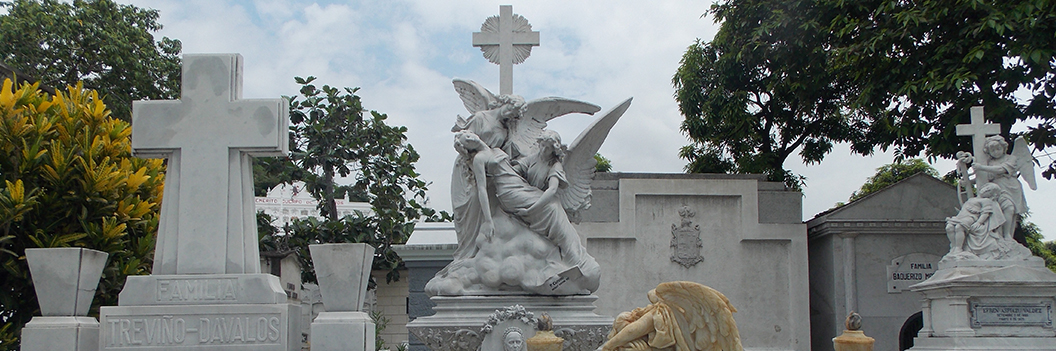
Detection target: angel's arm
<box><xmin>471</xmin><ymin>153</ymin><xmax>494</xmax><ymax>238</ymax></box>
<box><xmin>972</xmin><ymin>159</ymin><xmax>1014</xmax><ymax>175</ymax></box>
<box><xmin>521</xmin><ymin>177</ymin><xmax>560</xmax><ymax>215</ymax></box>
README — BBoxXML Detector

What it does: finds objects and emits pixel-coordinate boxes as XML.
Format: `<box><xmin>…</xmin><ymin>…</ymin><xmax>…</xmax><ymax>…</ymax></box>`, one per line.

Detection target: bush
<box><xmin>0</xmin><ymin>79</ymin><xmax>164</xmax><ymax>349</ymax></box>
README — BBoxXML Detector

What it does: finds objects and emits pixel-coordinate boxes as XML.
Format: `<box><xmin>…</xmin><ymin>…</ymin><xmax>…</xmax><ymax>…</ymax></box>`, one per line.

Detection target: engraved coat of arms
<box><xmin>670</xmin><ymin>206</ymin><xmax>704</xmax><ymax>267</ymax></box>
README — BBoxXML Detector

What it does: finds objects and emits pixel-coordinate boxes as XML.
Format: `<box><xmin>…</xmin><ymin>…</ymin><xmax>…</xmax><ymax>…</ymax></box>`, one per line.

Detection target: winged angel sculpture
<box><xmin>946</xmin><ymin>135</ymin><xmax>1037</xmax><ymax>261</ymax></box>
<box><xmin>600</xmin><ymin>281</ymin><xmax>743</xmax><ymax>351</ymax></box>
<box><xmin>425</xmin><ymin>79</ymin><xmax>631</xmax><ymax>296</ymax></box>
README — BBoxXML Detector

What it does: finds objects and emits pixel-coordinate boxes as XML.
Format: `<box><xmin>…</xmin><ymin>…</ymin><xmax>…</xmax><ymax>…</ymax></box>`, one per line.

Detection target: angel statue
<box><xmin>955</xmin><ymin>135</ymin><xmax>1037</xmax><ymax>241</ymax></box>
<box><xmin>599</xmin><ymin>281</ymin><xmax>744</xmax><ymax>351</ymax></box>
<box><xmin>425</xmin><ymin>79</ymin><xmax>632</xmax><ymax>296</ymax></box>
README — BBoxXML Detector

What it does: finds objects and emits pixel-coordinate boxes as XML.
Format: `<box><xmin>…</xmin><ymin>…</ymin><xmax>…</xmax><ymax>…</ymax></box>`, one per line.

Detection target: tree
<box><xmin>0</xmin><ymin>80</ymin><xmax>165</xmax><ymax>349</ymax></box>
<box><xmin>848</xmin><ymin>158</ymin><xmax>940</xmax><ymax>201</ymax></box>
<box><xmin>0</xmin><ymin>0</ymin><xmax>181</xmax><ymax>121</ymax></box>
<box><xmin>594</xmin><ymin>153</ymin><xmax>613</xmax><ymax>172</ymax></box>
<box><xmin>1018</xmin><ymin>219</ymin><xmax>1056</xmax><ymax>273</ymax></box>
<box><xmin>673</xmin><ymin>0</ymin><xmax>867</xmax><ymax>189</ymax></box>
<box><xmin>825</xmin><ymin>0</ymin><xmax>1056</xmax><ymax>178</ymax></box>
<box><xmin>258</xmin><ymin>77</ymin><xmax>435</xmax><ymax>284</ymax></box>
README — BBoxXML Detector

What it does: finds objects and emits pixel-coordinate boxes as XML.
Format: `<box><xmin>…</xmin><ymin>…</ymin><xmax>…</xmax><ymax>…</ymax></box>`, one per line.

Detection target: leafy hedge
<box><xmin>0</xmin><ymin>79</ymin><xmax>164</xmax><ymax>349</ymax></box>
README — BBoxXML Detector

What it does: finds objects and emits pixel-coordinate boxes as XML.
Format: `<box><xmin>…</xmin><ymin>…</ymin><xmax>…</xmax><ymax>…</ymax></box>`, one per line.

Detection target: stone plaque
<box><xmin>100</xmin><ymin>304</ymin><xmax>299</xmax><ymax>350</ymax></box>
<box><xmin>886</xmin><ymin>252</ymin><xmax>940</xmax><ymax>293</ymax></box>
<box><xmin>969</xmin><ymin>301</ymin><xmax>1053</xmax><ymax>328</ymax></box>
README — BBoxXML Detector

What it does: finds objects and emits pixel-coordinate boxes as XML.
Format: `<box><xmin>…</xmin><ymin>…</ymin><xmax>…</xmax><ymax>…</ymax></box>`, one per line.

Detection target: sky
<box><xmin>120</xmin><ymin>0</ymin><xmax>1054</xmax><ymax>240</ymax></box>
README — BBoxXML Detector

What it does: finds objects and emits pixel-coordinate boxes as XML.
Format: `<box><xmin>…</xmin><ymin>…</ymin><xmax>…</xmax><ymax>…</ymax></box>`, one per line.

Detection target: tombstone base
<box><xmin>310</xmin><ymin>311</ymin><xmax>375</xmax><ymax>351</ymax></box>
<box><xmin>908</xmin><ymin>260</ymin><xmax>1056</xmax><ymax>350</ymax></box>
<box><xmin>407</xmin><ymin>295</ymin><xmax>612</xmax><ymax>351</ymax></box>
<box><xmin>22</xmin><ymin>316</ymin><xmax>100</xmax><ymax>351</ymax></box>
<box><xmin>99</xmin><ymin>303</ymin><xmax>301</xmax><ymax>350</ymax></box>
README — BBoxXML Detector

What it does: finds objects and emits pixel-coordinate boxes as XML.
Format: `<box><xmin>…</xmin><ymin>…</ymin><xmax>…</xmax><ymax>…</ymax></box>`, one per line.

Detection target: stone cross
<box><xmin>131</xmin><ymin>54</ymin><xmax>289</xmax><ymax>275</ymax></box>
<box><xmin>955</xmin><ymin>106</ymin><xmax>1000</xmax><ymax>188</ymax></box>
<box><xmin>472</xmin><ymin>5</ymin><xmax>540</xmax><ymax>95</ymax></box>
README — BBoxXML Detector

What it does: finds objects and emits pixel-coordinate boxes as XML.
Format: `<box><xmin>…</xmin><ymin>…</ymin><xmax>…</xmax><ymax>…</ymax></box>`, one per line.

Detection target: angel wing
<box><xmin>653</xmin><ymin>281</ymin><xmax>744</xmax><ymax>351</ymax></box>
<box><xmin>558</xmin><ymin>98</ymin><xmax>632</xmax><ymax>214</ymax></box>
<box><xmin>452</xmin><ymin>79</ymin><xmax>497</xmax><ymax>114</ymax></box>
<box><xmin>506</xmin><ymin>97</ymin><xmax>602</xmax><ymax>159</ymax></box>
<box><xmin>1012</xmin><ymin>136</ymin><xmax>1037</xmax><ymax>190</ymax></box>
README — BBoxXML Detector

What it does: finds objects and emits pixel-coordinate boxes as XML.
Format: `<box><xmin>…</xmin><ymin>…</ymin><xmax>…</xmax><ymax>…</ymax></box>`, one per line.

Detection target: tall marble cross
<box><xmin>472</xmin><ymin>5</ymin><xmax>540</xmax><ymax>95</ymax></box>
<box><xmin>131</xmin><ymin>54</ymin><xmax>289</xmax><ymax>275</ymax></box>
<box><xmin>956</xmin><ymin>106</ymin><xmax>1000</xmax><ymax>187</ymax></box>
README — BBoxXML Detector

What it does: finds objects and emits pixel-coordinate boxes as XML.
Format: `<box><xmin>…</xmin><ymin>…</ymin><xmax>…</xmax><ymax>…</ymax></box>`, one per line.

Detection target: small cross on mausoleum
<box><xmin>955</xmin><ymin>106</ymin><xmax>1000</xmax><ymax>187</ymax></box>
<box><xmin>473</xmin><ymin>5</ymin><xmax>540</xmax><ymax>95</ymax></box>
<box><xmin>131</xmin><ymin>54</ymin><xmax>289</xmax><ymax>275</ymax></box>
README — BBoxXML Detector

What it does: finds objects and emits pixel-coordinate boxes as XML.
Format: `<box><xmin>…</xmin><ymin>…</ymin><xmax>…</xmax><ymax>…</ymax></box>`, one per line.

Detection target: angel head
<box><xmin>454</xmin><ymin>130</ymin><xmax>487</xmax><ymax>156</ymax></box>
<box><xmin>984</xmin><ymin>135</ymin><xmax>1009</xmax><ymax>158</ymax></box>
<box><xmin>491</xmin><ymin>94</ymin><xmax>527</xmax><ymax>121</ymax></box>
<box><xmin>977</xmin><ymin>183</ymin><xmax>1001</xmax><ymax>200</ymax></box>
<box><xmin>536</xmin><ymin>130</ymin><xmax>567</xmax><ymax>161</ymax></box>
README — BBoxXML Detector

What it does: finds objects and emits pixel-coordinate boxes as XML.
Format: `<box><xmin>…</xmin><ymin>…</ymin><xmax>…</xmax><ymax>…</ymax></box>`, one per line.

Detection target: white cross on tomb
<box><xmin>473</xmin><ymin>5</ymin><xmax>540</xmax><ymax>95</ymax></box>
<box><xmin>956</xmin><ymin>106</ymin><xmax>1000</xmax><ymax>187</ymax></box>
<box><xmin>131</xmin><ymin>54</ymin><xmax>289</xmax><ymax>275</ymax></box>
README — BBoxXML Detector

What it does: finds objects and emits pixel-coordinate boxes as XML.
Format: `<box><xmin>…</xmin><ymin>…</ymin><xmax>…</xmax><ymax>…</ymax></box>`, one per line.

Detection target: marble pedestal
<box><xmin>407</xmin><ymin>295</ymin><xmax>612</xmax><ymax>351</ymax></box>
<box><xmin>22</xmin><ymin>317</ymin><xmax>100</xmax><ymax>351</ymax></box>
<box><xmin>99</xmin><ymin>274</ymin><xmax>301</xmax><ymax>350</ymax></box>
<box><xmin>310</xmin><ymin>312</ymin><xmax>375</xmax><ymax>351</ymax></box>
<box><xmin>908</xmin><ymin>258</ymin><xmax>1056</xmax><ymax>351</ymax></box>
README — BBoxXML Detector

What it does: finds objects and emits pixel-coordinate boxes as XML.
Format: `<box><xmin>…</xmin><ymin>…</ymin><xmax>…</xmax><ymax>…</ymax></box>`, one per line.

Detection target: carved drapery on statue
<box><xmin>425</xmin><ymin>79</ymin><xmax>631</xmax><ymax>296</ymax></box>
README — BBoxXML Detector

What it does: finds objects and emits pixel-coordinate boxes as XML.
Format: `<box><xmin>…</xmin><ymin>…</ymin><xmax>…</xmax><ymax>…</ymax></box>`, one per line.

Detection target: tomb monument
<box><xmin>406</xmin><ymin>6</ymin><xmax>621</xmax><ymax>351</ymax></box>
<box><xmin>907</xmin><ymin>106</ymin><xmax>1056</xmax><ymax>350</ymax></box>
<box><xmin>98</xmin><ymin>54</ymin><xmax>301</xmax><ymax>351</ymax></box>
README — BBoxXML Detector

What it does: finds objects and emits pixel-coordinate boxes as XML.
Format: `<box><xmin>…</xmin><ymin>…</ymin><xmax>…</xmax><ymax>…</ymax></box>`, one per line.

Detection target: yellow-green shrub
<box><xmin>0</xmin><ymin>78</ymin><xmax>164</xmax><ymax>349</ymax></box>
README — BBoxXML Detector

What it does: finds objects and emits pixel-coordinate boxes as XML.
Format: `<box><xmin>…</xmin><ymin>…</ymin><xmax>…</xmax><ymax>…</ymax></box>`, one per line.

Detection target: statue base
<box><xmin>407</xmin><ymin>295</ymin><xmax>613</xmax><ymax>351</ymax></box>
<box><xmin>99</xmin><ymin>274</ymin><xmax>301</xmax><ymax>351</ymax></box>
<box><xmin>22</xmin><ymin>316</ymin><xmax>100</xmax><ymax>351</ymax></box>
<box><xmin>908</xmin><ymin>258</ymin><xmax>1056</xmax><ymax>350</ymax></box>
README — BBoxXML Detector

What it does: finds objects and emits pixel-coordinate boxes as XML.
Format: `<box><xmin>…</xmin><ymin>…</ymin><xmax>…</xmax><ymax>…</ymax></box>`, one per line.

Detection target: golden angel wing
<box><xmin>654</xmin><ymin>281</ymin><xmax>743</xmax><ymax>351</ymax></box>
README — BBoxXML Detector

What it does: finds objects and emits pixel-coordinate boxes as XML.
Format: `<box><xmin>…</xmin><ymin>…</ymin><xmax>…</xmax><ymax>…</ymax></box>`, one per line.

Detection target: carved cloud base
<box><xmin>407</xmin><ymin>295</ymin><xmax>613</xmax><ymax>351</ymax></box>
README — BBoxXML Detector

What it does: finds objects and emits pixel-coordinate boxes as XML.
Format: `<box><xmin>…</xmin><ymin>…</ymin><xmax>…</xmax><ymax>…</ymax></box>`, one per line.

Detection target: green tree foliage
<box><xmin>1018</xmin><ymin>220</ymin><xmax>1056</xmax><ymax>273</ymax></box>
<box><xmin>673</xmin><ymin>0</ymin><xmax>867</xmax><ymax>189</ymax></box>
<box><xmin>0</xmin><ymin>80</ymin><xmax>164</xmax><ymax>348</ymax></box>
<box><xmin>257</xmin><ymin>77</ymin><xmax>435</xmax><ymax>284</ymax></box>
<box><xmin>848</xmin><ymin>159</ymin><xmax>940</xmax><ymax>201</ymax></box>
<box><xmin>0</xmin><ymin>0</ymin><xmax>181</xmax><ymax>121</ymax></box>
<box><xmin>826</xmin><ymin>0</ymin><xmax>1056</xmax><ymax>176</ymax></box>
<box><xmin>593</xmin><ymin>153</ymin><xmax>612</xmax><ymax>172</ymax></box>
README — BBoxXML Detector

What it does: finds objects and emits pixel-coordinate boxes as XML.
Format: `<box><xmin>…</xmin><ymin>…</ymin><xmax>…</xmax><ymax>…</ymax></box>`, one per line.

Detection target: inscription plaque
<box><xmin>886</xmin><ymin>253</ymin><xmax>940</xmax><ymax>293</ymax></box>
<box><xmin>970</xmin><ymin>301</ymin><xmax>1053</xmax><ymax>328</ymax></box>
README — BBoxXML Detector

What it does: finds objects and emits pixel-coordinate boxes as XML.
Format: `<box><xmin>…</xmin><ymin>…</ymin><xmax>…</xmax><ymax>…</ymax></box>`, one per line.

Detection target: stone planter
<box><xmin>23</xmin><ymin>247</ymin><xmax>108</xmax><ymax>351</ymax></box>
<box><xmin>309</xmin><ymin>243</ymin><xmax>377</xmax><ymax>351</ymax></box>
<box><xmin>309</xmin><ymin>243</ymin><xmax>375</xmax><ymax>312</ymax></box>
<box><xmin>25</xmin><ymin>247</ymin><xmax>108</xmax><ymax>316</ymax></box>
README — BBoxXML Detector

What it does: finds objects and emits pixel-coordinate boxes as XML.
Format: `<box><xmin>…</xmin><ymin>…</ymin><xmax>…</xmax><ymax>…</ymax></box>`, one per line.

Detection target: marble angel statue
<box><xmin>600</xmin><ymin>281</ymin><xmax>743</xmax><ymax>351</ymax></box>
<box><xmin>954</xmin><ymin>135</ymin><xmax>1037</xmax><ymax>240</ymax></box>
<box><xmin>425</xmin><ymin>79</ymin><xmax>632</xmax><ymax>296</ymax></box>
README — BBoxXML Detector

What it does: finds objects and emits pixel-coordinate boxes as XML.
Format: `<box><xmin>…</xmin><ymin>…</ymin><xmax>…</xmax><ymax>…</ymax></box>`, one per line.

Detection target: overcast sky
<box><xmin>121</xmin><ymin>0</ymin><xmax>1054</xmax><ymax>240</ymax></box>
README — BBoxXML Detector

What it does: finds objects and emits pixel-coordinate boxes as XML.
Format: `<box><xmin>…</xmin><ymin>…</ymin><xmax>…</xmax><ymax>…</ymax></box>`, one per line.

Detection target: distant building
<box><xmin>807</xmin><ymin>173</ymin><xmax>959</xmax><ymax>351</ymax></box>
<box><xmin>255</xmin><ymin>181</ymin><xmax>373</xmax><ymax>232</ymax></box>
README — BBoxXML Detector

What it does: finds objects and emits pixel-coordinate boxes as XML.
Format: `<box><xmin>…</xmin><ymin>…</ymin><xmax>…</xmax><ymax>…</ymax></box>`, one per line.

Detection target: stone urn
<box><xmin>23</xmin><ymin>247</ymin><xmax>108</xmax><ymax>351</ymax></box>
<box><xmin>309</xmin><ymin>243</ymin><xmax>375</xmax><ymax>311</ymax></box>
<box><xmin>25</xmin><ymin>247</ymin><xmax>109</xmax><ymax>316</ymax></box>
<box><xmin>308</xmin><ymin>243</ymin><xmax>377</xmax><ymax>351</ymax></box>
